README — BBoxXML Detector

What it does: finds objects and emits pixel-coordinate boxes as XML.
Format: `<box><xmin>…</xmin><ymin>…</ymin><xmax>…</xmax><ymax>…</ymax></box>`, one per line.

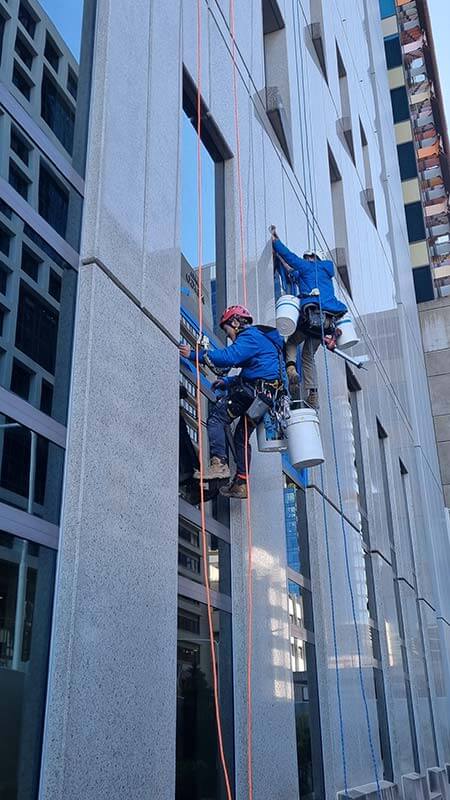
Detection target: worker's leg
<box><xmin>220</xmin><ymin>416</ymin><xmax>254</xmax><ymax>499</ymax></box>
<box><xmin>194</xmin><ymin>397</ymin><xmax>231</xmax><ymax>480</ymax></box>
<box><xmin>302</xmin><ymin>336</ymin><xmax>321</xmax><ymax>409</ymax></box>
<box><xmin>286</xmin><ymin>328</ymin><xmax>306</xmax><ymax>400</ymax></box>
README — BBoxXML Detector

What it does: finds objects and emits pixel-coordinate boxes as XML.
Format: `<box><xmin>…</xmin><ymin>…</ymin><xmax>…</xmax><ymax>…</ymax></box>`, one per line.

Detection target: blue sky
<box><xmin>38</xmin><ymin>0</ymin><xmax>83</xmax><ymax>60</ymax></box>
<box><xmin>427</xmin><ymin>0</ymin><xmax>450</xmax><ymax>133</ymax></box>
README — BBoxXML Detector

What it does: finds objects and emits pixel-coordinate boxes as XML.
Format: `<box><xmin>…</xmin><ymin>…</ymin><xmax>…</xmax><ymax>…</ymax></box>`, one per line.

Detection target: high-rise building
<box><xmin>380</xmin><ymin>0</ymin><xmax>450</xmax><ymax>509</ymax></box>
<box><xmin>1</xmin><ymin>1</ymin><xmax>450</xmax><ymax>799</ymax></box>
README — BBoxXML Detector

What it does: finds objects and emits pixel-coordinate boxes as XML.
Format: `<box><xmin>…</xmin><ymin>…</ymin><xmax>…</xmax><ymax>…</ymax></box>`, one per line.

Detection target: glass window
<box><xmin>44</xmin><ymin>34</ymin><xmax>60</xmax><ymax>72</ymax></box>
<box><xmin>0</xmin><ymin>224</ymin><xmax>13</xmax><ymax>257</ymax></box>
<box><xmin>21</xmin><ymin>245</ymin><xmax>41</xmax><ymax>282</ymax></box>
<box><xmin>181</xmin><ymin>110</ymin><xmax>225</xmax><ymax>339</ymax></box>
<box><xmin>41</xmin><ymin>71</ymin><xmax>75</xmax><ymax>155</ymax></box>
<box><xmin>14</xmin><ymin>31</ymin><xmax>34</xmax><ymax>70</ymax></box>
<box><xmin>404</xmin><ymin>201</ymin><xmax>426</xmax><ymax>243</ymax></box>
<box><xmin>176</xmin><ymin>596</ymin><xmax>234</xmax><ymax>800</ymax></box>
<box><xmin>11</xmin><ymin>128</ymin><xmax>31</xmax><ymax>166</ymax></box>
<box><xmin>413</xmin><ymin>265</ymin><xmax>434</xmax><ymax>303</ymax></box>
<box><xmin>0</xmin><ymin>414</ymin><xmax>64</xmax><ymax>523</ymax></box>
<box><xmin>10</xmin><ymin>359</ymin><xmax>33</xmax><ymax>400</ymax></box>
<box><xmin>67</xmin><ymin>67</ymin><xmax>78</xmax><ymax>100</ymax></box>
<box><xmin>40</xmin><ymin>380</ymin><xmax>53</xmax><ymax>415</ymax></box>
<box><xmin>390</xmin><ymin>86</ymin><xmax>409</xmax><ymax>124</ymax></box>
<box><xmin>12</xmin><ymin>62</ymin><xmax>33</xmax><ymax>101</ymax></box>
<box><xmin>18</xmin><ymin>1</ymin><xmax>37</xmax><ymax>38</ymax></box>
<box><xmin>9</xmin><ymin>160</ymin><xmax>30</xmax><ymax>201</ymax></box>
<box><xmin>48</xmin><ymin>269</ymin><xmax>61</xmax><ymax>302</ymax></box>
<box><xmin>384</xmin><ymin>35</ymin><xmax>402</xmax><ymax>69</ymax></box>
<box><xmin>0</xmin><ymin>14</ymin><xmax>6</xmax><ymax>65</ymax></box>
<box><xmin>0</xmin><ymin>532</ymin><xmax>56</xmax><ymax>799</ymax></box>
<box><xmin>38</xmin><ymin>162</ymin><xmax>69</xmax><ymax>237</ymax></box>
<box><xmin>15</xmin><ymin>281</ymin><xmax>59</xmax><ymax>374</ymax></box>
<box><xmin>283</xmin><ymin>477</ymin><xmax>310</xmax><ymax>577</ymax></box>
<box><xmin>397</xmin><ymin>141</ymin><xmax>417</xmax><ymax>181</ymax></box>
<box><xmin>0</xmin><ymin>263</ymin><xmax>9</xmax><ymax>295</ymax></box>
<box><xmin>379</xmin><ymin>0</ymin><xmax>396</xmax><ymax>19</ymax></box>
<box><xmin>178</xmin><ymin>520</ymin><xmax>231</xmax><ymax>596</ymax></box>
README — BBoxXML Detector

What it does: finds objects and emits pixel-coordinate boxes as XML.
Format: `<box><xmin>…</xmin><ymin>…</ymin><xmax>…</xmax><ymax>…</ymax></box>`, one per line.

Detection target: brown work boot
<box><xmin>194</xmin><ymin>456</ymin><xmax>230</xmax><ymax>481</ymax></box>
<box><xmin>305</xmin><ymin>389</ymin><xmax>320</xmax><ymax>410</ymax></box>
<box><xmin>219</xmin><ymin>478</ymin><xmax>248</xmax><ymax>500</ymax></box>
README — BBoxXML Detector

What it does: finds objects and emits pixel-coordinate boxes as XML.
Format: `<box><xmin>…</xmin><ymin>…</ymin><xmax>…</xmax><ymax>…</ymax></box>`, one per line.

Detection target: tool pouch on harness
<box><xmin>298</xmin><ymin>304</ymin><xmax>339</xmax><ymax>339</ymax></box>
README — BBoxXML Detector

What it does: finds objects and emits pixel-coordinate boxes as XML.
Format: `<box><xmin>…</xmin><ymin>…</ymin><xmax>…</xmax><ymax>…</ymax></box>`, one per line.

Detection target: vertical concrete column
<box><xmin>39</xmin><ymin>2</ymin><xmax>182</xmax><ymax>800</ymax></box>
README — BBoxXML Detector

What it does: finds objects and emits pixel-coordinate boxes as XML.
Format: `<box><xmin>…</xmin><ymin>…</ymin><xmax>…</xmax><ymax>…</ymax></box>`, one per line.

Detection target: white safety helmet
<box><xmin>303</xmin><ymin>249</ymin><xmax>326</xmax><ymax>261</ymax></box>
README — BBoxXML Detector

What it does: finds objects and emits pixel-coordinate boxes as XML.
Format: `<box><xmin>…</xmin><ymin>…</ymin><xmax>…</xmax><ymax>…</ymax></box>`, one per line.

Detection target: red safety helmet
<box><xmin>219</xmin><ymin>304</ymin><xmax>253</xmax><ymax>329</ymax></box>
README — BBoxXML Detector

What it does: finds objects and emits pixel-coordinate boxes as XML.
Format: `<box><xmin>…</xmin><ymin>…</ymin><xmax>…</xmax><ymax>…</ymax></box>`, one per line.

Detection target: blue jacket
<box><xmin>273</xmin><ymin>238</ymin><xmax>347</xmax><ymax>316</ymax></box>
<box><xmin>190</xmin><ymin>325</ymin><xmax>284</xmax><ymax>385</ymax></box>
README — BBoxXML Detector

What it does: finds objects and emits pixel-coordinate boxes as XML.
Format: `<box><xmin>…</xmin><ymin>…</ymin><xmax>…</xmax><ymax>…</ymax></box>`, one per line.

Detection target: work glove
<box><xmin>211</xmin><ymin>379</ymin><xmax>226</xmax><ymax>392</ymax></box>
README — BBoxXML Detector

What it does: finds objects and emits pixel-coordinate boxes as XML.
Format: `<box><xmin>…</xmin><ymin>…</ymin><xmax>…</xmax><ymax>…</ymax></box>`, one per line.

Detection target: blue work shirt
<box><xmin>190</xmin><ymin>325</ymin><xmax>284</xmax><ymax>385</ymax></box>
<box><xmin>273</xmin><ymin>238</ymin><xmax>347</xmax><ymax>316</ymax></box>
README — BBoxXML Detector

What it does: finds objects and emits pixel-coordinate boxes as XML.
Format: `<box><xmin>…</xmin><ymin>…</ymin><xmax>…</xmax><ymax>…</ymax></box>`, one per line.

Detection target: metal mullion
<box><xmin>0</xmin><ymin>501</ymin><xmax>59</xmax><ymax>549</ymax></box>
<box><xmin>178</xmin><ymin>574</ymin><xmax>232</xmax><ymax>614</ymax></box>
<box><xmin>0</xmin><ymin>385</ymin><xmax>66</xmax><ymax>447</ymax></box>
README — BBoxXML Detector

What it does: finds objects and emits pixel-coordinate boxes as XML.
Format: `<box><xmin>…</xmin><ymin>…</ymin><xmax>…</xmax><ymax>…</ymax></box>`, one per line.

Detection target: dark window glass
<box><xmin>11</xmin><ymin>128</ymin><xmax>30</xmax><ymax>166</ymax></box>
<box><xmin>0</xmin><ymin>15</ymin><xmax>6</xmax><ymax>65</ymax></box>
<box><xmin>48</xmin><ymin>269</ymin><xmax>61</xmax><ymax>302</ymax></box>
<box><xmin>0</xmin><ymin>226</ymin><xmax>12</xmax><ymax>257</ymax></box>
<box><xmin>0</xmin><ymin>262</ymin><xmax>9</xmax><ymax>295</ymax></box>
<box><xmin>379</xmin><ymin>0</ymin><xmax>396</xmax><ymax>18</ymax></box>
<box><xmin>67</xmin><ymin>67</ymin><xmax>78</xmax><ymax>100</ymax></box>
<box><xmin>15</xmin><ymin>281</ymin><xmax>59</xmax><ymax>374</ymax></box>
<box><xmin>0</xmin><ymin>415</ymin><xmax>63</xmax><ymax>522</ymax></box>
<box><xmin>390</xmin><ymin>86</ymin><xmax>409</xmax><ymax>124</ymax></box>
<box><xmin>12</xmin><ymin>62</ymin><xmax>32</xmax><ymax>100</ymax></box>
<box><xmin>176</xmin><ymin>597</ymin><xmax>234</xmax><ymax>800</ymax></box>
<box><xmin>38</xmin><ymin>163</ymin><xmax>69</xmax><ymax>238</ymax></box>
<box><xmin>21</xmin><ymin>245</ymin><xmax>41</xmax><ymax>282</ymax></box>
<box><xmin>413</xmin><ymin>265</ymin><xmax>434</xmax><ymax>303</ymax></box>
<box><xmin>10</xmin><ymin>359</ymin><xmax>32</xmax><ymax>400</ymax></box>
<box><xmin>40</xmin><ymin>379</ymin><xmax>53</xmax><ymax>415</ymax></box>
<box><xmin>384</xmin><ymin>35</ymin><xmax>402</xmax><ymax>69</ymax></box>
<box><xmin>397</xmin><ymin>141</ymin><xmax>417</xmax><ymax>181</ymax></box>
<box><xmin>41</xmin><ymin>71</ymin><xmax>74</xmax><ymax>155</ymax></box>
<box><xmin>178</xmin><ymin>520</ymin><xmax>231</xmax><ymax>595</ymax></box>
<box><xmin>44</xmin><ymin>35</ymin><xmax>59</xmax><ymax>71</ymax></box>
<box><xmin>0</xmin><ymin>534</ymin><xmax>56</xmax><ymax>799</ymax></box>
<box><xmin>18</xmin><ymin>2</ymin><xmax>37</xmax><ymax>38</ymax></box>
<box><xmin>14</xmin><ymin>32</ymin><xmax>34</xmax><ymax>70</ymax></box>
<box><xmin>0</xmin><ymin>307</ymin><xmax>4</xmax><ymax>337</ymax></box>
<box><xmin>9</xmin><ymin>161</ymin><xmax>29</xmax><ymax>200</ymax></box>
<box><xmin>405</xmin><ymin>201</ymin><xmax>426</xmax><ymax>242</ymax></box>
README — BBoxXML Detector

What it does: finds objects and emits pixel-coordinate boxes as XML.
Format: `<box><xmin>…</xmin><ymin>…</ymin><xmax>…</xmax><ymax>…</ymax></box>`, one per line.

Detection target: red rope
<box><xmin>195</xmin><ymin>3</ymin><xmax>233</xmax><ymax>799</ymax></box>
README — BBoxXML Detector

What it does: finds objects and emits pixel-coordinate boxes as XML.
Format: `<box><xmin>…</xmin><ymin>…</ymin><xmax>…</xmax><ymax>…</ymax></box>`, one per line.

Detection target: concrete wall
<box><xmin>419</xmin><ymin>296</ymin><xmax>450</xmax><ymax>508</ymax></box>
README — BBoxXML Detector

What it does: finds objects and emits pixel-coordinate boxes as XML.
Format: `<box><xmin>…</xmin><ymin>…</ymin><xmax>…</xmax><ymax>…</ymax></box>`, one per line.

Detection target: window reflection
<box><xmin>0</xmin><ymin>414</ymin><xmax>64</xmax><ymax>524</ymax></box>
<box><xmin>176</xmin><ymin>596</ymin><xmax>234</xmax><ymax>800</ymax></box>
<box><xmin>283</xmin><ymin>477</ymin><xmax>310</xmax><ymax>577</ymax></box>
<box><xmin>179</xmin><ymin>520</ymin><xmax>231</xmax><ymax>596</ymax></box>
<box><xmin>0</xmin><ymin>531</ymin><xmax>56</xmax><ymax>799</ymax></box>
<box><xmin>0</xmin><ymin>203</ymin><xmax>77</xmax><ymax>424</ymax></box>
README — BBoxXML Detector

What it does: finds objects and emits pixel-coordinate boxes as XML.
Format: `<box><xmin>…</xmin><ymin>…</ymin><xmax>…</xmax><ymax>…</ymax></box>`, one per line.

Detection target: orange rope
<box><xmin>229</xmin><ymin>2</ymin><xmax>254</xmax><ymax>797</ymax></box>
<box><xmin>195</xmin><ymin>2</ymin><xmax>233</xmax><ymax>799</ymax></box>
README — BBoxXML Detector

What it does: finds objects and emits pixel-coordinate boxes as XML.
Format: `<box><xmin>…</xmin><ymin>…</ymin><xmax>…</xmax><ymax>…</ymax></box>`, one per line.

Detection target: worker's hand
<box><xmin>269</xmin><ymin>225</ymin><xmax>278</xmax><ymax>241</ymax></box>
<box><xmin>211</xmin><ymin>379</ymin><xmax>226</xmax><ymax>392</ymax></box>
<box><xmin>179</xmin><ymin>343</ymin><xmax>191</xmax><ymax>359</ymax></box>
<box><xmin>324</xmin><ymin>335</ymin><xmax>337</xmax><ymax>351</ymax></box>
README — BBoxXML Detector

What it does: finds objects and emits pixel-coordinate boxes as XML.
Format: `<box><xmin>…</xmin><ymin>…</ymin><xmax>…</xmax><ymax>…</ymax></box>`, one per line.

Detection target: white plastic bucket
<box><xmin>286</xmin><ymin>407</ymin><xmax>324</xmax><ymax>468</ymax></box>
<box><xmin>257</xmin><ymin>413</ymin><xmax>288</xmax><ymax>453</ymax></box>
<box><xmin>275</xmin><ymin>295</ymin><xmax>300</xmax><ymax>337</ymax></box>
<box><xmin>336</xmin><ymin>316</ymin><xmax>359</xmax><ymax>349</ymax></box>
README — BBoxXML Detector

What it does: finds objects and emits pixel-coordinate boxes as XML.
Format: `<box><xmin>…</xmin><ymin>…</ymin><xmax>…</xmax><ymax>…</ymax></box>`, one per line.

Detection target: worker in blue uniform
<box><xmin>271</xmin><ymin>228</ymin><xmax>347</xmax><ymax>408</ymax></box>
<box><xmin>179</xmin><ymin>304</ymin><xmax>285</xmax><ymax>499</ymax></box>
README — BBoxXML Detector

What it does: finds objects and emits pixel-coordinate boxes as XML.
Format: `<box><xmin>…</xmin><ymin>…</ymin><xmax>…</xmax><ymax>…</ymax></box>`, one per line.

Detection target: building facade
<box><xmin>1</xmin><ymin>1</ymin><xmax>450</xmax><ymax>800</ymax></box>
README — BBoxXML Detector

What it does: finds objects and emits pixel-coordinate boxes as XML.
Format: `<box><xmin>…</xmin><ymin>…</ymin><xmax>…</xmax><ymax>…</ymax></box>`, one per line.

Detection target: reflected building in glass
<box><xmin>1</xmin><ymin>1</ymin><xmax>450</xmax><ymax>800</ymax></box>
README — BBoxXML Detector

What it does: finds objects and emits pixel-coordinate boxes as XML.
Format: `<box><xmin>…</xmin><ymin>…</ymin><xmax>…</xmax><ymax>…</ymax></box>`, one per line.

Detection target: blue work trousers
<box><xmin>207</xmin><ymin>385</ymin><xmax>255</xmax><ymax>477</ymax></box>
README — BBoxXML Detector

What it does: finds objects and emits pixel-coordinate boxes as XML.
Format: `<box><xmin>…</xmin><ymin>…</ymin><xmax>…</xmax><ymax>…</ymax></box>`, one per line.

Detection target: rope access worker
<box><xmin>271</xmin><ymin>227</ymin><xmax>347</xmax><ymax>408</ymax></box>
<box><xmin>179</xmin><ymin>305</ymin><xmax>285</xmax><ymax>500</ymax></box>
